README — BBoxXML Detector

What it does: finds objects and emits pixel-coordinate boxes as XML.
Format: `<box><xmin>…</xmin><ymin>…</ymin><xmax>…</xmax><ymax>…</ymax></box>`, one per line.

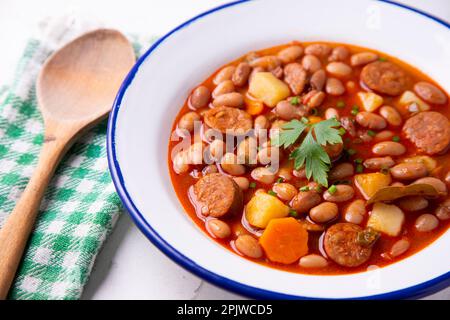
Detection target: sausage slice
<box><xmin>204</xmin><ymin>106</ymin><xmax>253</xmax><ymax>135</ymax></box>
<box><xmin>403</xmin><ymin>111</ymin><xmax>450</xmax><ymax>155</ymax></box>
<box><xmin>360</xmin><ymin>61</ymin><xmax>408</xmax><ymax>96</ymax></box>
<box><xmin>191</xmin><ymin>173</ymin><xmax>243</xmax><ymax>218</ymax></box>
<box><xmin>324</xmin><ymin>223</ymin><xmax>373</xmax><ymax>267</ymax></box>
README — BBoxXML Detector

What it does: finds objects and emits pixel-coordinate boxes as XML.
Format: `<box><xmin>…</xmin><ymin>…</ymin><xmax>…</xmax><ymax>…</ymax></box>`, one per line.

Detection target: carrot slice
<box><xmin>259</xmin><ymin>217</ymin><xmax>308</xmax><ymax>264</ymax></box>
<box><xmin>244</xmin><ymin>94</ymin><xmax>264</xmax><ymax>115</ymax></box>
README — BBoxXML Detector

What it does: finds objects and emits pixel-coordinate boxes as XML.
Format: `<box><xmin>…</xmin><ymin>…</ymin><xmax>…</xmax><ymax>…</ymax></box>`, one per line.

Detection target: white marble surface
<box><xmin>0</xmin><ymin>0</ymin><xmax>449</xmax><ymax>300</ymax></box>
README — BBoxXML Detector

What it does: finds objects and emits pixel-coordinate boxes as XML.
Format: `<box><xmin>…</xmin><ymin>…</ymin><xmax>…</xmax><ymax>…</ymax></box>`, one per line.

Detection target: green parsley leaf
<box><xmin>313</xmin><ymin>118</ymin><xmax>342</xmax><ymax>146</ymax></box>
<box><xmin>271</xmin><ymin>119</ymin><xmax>307</xmax><ymax>148</ymax></box>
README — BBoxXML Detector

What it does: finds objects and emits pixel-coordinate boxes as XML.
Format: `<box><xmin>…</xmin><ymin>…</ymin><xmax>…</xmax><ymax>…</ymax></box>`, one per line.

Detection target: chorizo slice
<box><xmin>360</xmin><ymin>61</ymin><xmax>408</xmax><ymax>96</ymax></box>
<box><xmin>191</xmin><ymin>173</ymin><xmax>243</xmax><ymax>218</ymax></box>
<box><xmin>403</xmin><ymin>111</ymin><xmax>450</xmax><ymax>155</ymax></box>
<box><xmin>283</xmin><ymin>63</ymin><xmax>307</xmax><ymax>95</ymax></box>
<box><xmin>324</xmin><ymin>223</ymin><xmax>373</xmax><ymax>267</ymax></box>
<box><xmin>204</xmin><ymin>106</ymin><xmax>253</xmax><ymax>135</ymax></box>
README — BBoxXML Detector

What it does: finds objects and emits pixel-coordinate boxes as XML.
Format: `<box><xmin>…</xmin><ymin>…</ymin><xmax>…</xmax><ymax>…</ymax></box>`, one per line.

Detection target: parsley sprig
<box><xmin>272</xmin><ymin>118</ymin><xmax>342</xmax><ymax>187</ymax></box>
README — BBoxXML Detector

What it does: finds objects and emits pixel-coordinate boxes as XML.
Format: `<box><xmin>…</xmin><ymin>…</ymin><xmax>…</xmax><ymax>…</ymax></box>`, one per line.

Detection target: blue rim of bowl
<box><xmin>107</xmin><ymin>0</ymin><xmax>450</xmax><ymax>299</ymax></box>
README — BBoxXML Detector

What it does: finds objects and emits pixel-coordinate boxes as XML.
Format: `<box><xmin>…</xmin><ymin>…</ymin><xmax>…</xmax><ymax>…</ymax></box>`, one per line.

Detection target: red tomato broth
<box><xmin>168</xmin><ymin>41</ymin><xmax>450</xmax><ymax>275</ymax></box>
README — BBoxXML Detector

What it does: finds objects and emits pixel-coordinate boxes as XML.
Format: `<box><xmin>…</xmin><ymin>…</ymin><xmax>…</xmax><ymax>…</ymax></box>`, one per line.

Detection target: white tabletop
<box><xmin>0</xmin><ymin>0</ymin><xmax>449</xmax><ymax>300</ymax></box>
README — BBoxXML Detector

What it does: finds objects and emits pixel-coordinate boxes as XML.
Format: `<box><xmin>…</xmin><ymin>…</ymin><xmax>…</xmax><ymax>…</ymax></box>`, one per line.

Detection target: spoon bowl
<box><xmin>0</xmin><ymin>28</ymin><xmax>135</xmax><ymax>299</ymax></box>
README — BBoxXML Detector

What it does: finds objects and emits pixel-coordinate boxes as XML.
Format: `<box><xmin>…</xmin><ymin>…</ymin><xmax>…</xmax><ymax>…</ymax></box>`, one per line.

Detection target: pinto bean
<box><xmin>412</xmin><ymin>177</ymin><xmax>448</xmax><ymax>196</ymax></box>
<box><xmin>329</xmin><ymin>163</ymin><xmax>354</xmax><ymax>180</ymax></box>
<box><xmin>233</xmin><ymin>177</ymin><xmax>250</xmax><ymax>191</ymax></box>
<box><xmin>235</xmin><ymin>235</ymin><xmax>263</xmax><ymax>258</ymax></box>
<box><xmin>390</xmin><ymin>163</ymin><xmax>427</xmax><ymax>180</ymax></box>
<box><xmin>344</xmin><ymin>199</ymin><xmax>366</xmax><ymax>225</ymax></box>
<box><xmin>435</xmin><ymin>199</ymin><xmax>450</xmax><ymax>220</ymax></box>
<box><xmin>237</xmin><ymin>137</ymin><xmax>257</xmax><ymax>165</ymax></box>
<box><xmin>273</xmin><ymin>183</ymin><xmax>298</xmax><ymax>201</ymax></box>
<box><xmin>310</xmin><ymin>202</ymin><xmax>338</xmax><ymax>223</ymax></box>
<box><xmin>390</xmin><ymin>238</ymin><xmax>410</xmax><ymax>257</ymax></box>
<box><xmin>310</xmin><ymin>69</ymin><xmax>327</xmax><ymax>91</ymax></box>
<box><xmin>414</xmin><ymin>81</ymin><xmax>447</xmax><ymax>105</ymax></box>
<box><xmin>271</xmin><ymin>66</ymin><xmax>284</xmax><ymax>78</ymax></box>
<box><xmin>363</xmin><ymin>156</ymin><xmax>395</xmax><ymax>170</ymax></box>
<box><xmin>445</xmin><ymin>172</ymin><xmax>450</xmax><ymax>185</ymax></box>
<box><xmin>251</xmin><ymin>167</ymin><xmax>277</xmax><ymax>185</ymax></box>
<box><xmin>278</xmin><ymin>45</ymin><xmax>303</xmax><ymax>64</ymax></box>
<box><xmin>189</xmin><ymin>86</ymin><xmax>211</xmax><ymax>109</ymax></box>
<box><xmin>207</xmin><ymin>219</ymin><xmax>231</xmax><ymax>239</ymax></box>
<box><xmin>302</xmin><ymin>90</ymin><xmax>325</xmax><ymax>108</ymax></box>
<box><xmin>290</xmin><ymin>191</ymin><xmax>322</xmax><ymax>213</ymax></box>
<box><xmin>356</xmin><ymin>112</ymin><xmax>387</xmax><ymax>130</ymax></box>
<box><xmin>257</xmin><ymin>146</ymin><xmax>281</xmax><ymax>165</ymax></box>
<box><xmin>275</xmin><ymin>100</ymin><xmax>303</xmax><ymax>120</ymax></box>
<box><xmin>284</xmin><ymin>63</ymin><xmax>307</xmax><ymax>95</ymax></box>
<box><xmin>325</xmin><ymin>108</ymin><xmax>340</xmax><ymax>120</ymax></box>
<box><xmin>249</xmin><ymin>55</ymin><xmax>281</xmax><ymax>70</ymax></box>
<box><xmin>415</xmin><ymin>214</ymin><xmax>439</xmax><ymax>232</ymax></box>
<box><xmin>379</xmin><ymin>106</ymin><xmax>402</xmax><ymax>126</ymax></box>
<box><xmin>373</xmin><ymin>130</ymin><xmax>395</xmax><ymax>142</ymax></box>
<box><xmin>350</xmin><ymin>52</ymin><xmax>378</xmax><ymax>67</ymax></box>
<box><xmin>209</xmin><ymin>139</ymin><xmax>225</xmax><ymax>160</ymax></box>
<box><xmin>178</xmin><ymin>111</ymin><xmax>200</xmax><ymax>132</ymax></box>
<box><xmin>397</xmin><ymin>196</ymin><xmax>429</xmax><ymax>212</ymax></box>
<box><xmin>323</xmin><ymin>185</ymin><xmax>355</xmax><ymax>202</ymax></box>
<box><xmin>232</xmin><ymin>62</ymin><xmax>251</xmax><ymax>87</ymax></box>
<box><xmin>329</xmin><ymin>46</ymin><xmax>350</xmax><ymax>62</ymax></box>
<box><xmin>325</xmin><ymin>77</ymin><xmax>345</xmax><ymax>96</ymax></box>
<box><xmin>212</xmin><ymin>92</ymin><xmax>244</xmax><ymax>108</ymax></box>
<box><xmin>214</xmin><ymin>66</ymin><xmax>236</xmax><ymax>85</ymax></box>
<box><xmin>212</xmin><ymin>80</ymin><xmax>235</xmax><ymax>98</ymax></box>
<box><xmin>323</xmin><ymin>142</ymin><xmax>344</xmax><ymax>160</ymax></box>
<box><xmin>302</xmin><ymin>54</ymin><xmax>322</xmax><ymax>73</ymax></box>
<box><xmin>173</xmin><ymin>151</ymin><xmax>189</xmax><ymax>174</ymax></box>
<box><xmin>326</xmin><ymin>62</ymin><xmax>352</xmax><ymax>77</ymax></box>
<box><xmin>221</xmin><ymin>153</ymin><xmax>246</xmax><ymax>176</ymax></box>
<box><xmin>299</xmin><ymin>254</ymin><xmax>328</xmax><ymax>268</ymax></box>
<box><xmin>278</xmin><ymin>168</ymin><xmax>292</xmax><ymax>181</ymax></box>
<box><xmin>305</xmin><ymin>43</ymin><xmax>331</xmax><ymax>57</ymax></box>
<box><xmin>372</xmin><ymin>141</ymin><xmax>406</xmax><ymax>156</ymax></box>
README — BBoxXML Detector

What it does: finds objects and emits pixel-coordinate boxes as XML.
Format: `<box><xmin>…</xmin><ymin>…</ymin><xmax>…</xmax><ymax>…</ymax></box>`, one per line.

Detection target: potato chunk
<box><xmin>245</xmin><ymin>192</ymin><xmax>289</xmax><ymax>228</ymax></box>
<box><xmin>355</xmin><ymin>173</ymin><xmax>392</xmax><ymax>200</ymax></box>
<box><xmin>248</xmin><ymin>72</ymin><xmax>290</xmax><ymax>107</ymax></box>
<box><xmin>357</xmin><ymin>92</ymin><xmax>384</xmax><ymax>112</ymax></box>
<box><xmin>398</xmin><ymin>90</ymin><xmax>430</xmax><ymax>111</ymax></box>
<box><xmin>367</xmin><ymin>203</ymin><xmax>405</xmax><ymax>236</ymax></box>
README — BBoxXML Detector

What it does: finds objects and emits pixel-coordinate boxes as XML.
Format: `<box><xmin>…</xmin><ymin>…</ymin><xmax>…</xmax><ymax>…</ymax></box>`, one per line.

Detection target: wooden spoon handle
<box><xmin>0</xmin><ymin>135</ymin><xmax>69</xmax><ymax>299</ymax></box>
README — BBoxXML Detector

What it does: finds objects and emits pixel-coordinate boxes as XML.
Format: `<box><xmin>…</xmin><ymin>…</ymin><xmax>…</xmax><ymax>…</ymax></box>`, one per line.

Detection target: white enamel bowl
<box><xmin>107</xmin><ymin>0</ymin><xmax>450</xmax><ymax>299</ymax></box>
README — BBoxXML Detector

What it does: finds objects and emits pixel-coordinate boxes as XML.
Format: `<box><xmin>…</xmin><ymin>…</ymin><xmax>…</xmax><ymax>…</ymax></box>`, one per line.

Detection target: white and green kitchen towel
<box><xmin>0</xmin><ymin>16</ymin><xmax>155</xmax><ymax>300</ymax></box>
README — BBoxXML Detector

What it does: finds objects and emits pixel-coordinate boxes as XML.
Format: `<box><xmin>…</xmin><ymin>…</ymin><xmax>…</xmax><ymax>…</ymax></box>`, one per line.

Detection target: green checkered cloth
<box><xmin>0</xmin><ymin>18</ymin><xmax>156</xmax><ymax>300</ymax></box>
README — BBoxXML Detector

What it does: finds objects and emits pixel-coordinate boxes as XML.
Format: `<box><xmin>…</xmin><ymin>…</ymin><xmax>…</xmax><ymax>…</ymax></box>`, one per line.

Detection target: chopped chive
<box><xmin>328</xmin><ymin>185</ymin><xmax>337</xmax><ymax>194</ymax></box>
<box><xmin>354</xmin><ymin>158</ymin><xmax>363</xmax><ymax>164</ymax></box>
<box><xmin>356</xmin><ymin>164</ymin><xmax>364</xmax><ymax>173</ymax></box>
<box><xmin>249</xmin><ymin>182</ymin><xmax>256</xmax><ymax>189</ymax></box>
<box><xmin>347</xmin><ymin>148</ymin><xmax>357</xmax><ymax>156</ymax></box>
<box><xmin>351</xmin><ymin>106</ymin><xmax>359</xmax><ymax>116</ymax></box>
<box><xmin>315</xmin><ymin>185</ymin><xmax>323</xmax><ymax>193</ymax></box>
<box><xmin>289</xmin><ymin>209</ymin><xmax>299</xmax><ymax>218</ymax></box>
<box><xmin>379</xmin><ymin>57</ymin><xmax>387</xmax><ymax>62</ymax></box>
<box><xmin>299</xmin><ymin>186</ymin><xmax>310</xmax><ymax>192</ymax></box>
<box><xmin>301</xmin><ymin>117</ymin><xmax>309</xmax><ymax>124</ymax></box>
<box><xmin>338</xmin><ymin>127</ymin><xmax>346</xmax><ymax>136</ymax></box>
<box><xmin>336</xmin><ymin>100</ymin><xmax>346</xmax><ymax>108</ymax></box>
<box><xmin>310</xmin><ymin>108</ymin><xmax>318</xmax><ymax>116</ymax></box>
<box><xmin>290</xmin><ymin>96</ymin><xmax>300</xmax><ymax>105</ymax></box>
<box><xmin>380</xmin><ymin>166</ymin><xmax>390</xmax><ymax>175</ymax></box>
<box><xmin>367</xmin><ymin>130</ymin><xmax>376</xmax><ymax>137</ymax></box>
<box><xmin>392</xmin><ymin>135</ymin><xmax>400</xmax><ymax>142</ymax></box>
<box><xmin>277</xmin><ymin>177</ymin><xmax>284</xmax><ymax>183</ymax></box>
<box><xmin>268</xmin><ymin>190</ymin><xmax>277</xmax><ymax>196</ymax></box>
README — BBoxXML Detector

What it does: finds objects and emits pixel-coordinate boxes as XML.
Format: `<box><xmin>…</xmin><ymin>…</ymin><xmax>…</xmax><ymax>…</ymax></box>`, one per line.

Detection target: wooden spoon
<box><xmin>0</xmin><ymin>29</ymin><xmax>135</xmax><ymax>299</ymax></box>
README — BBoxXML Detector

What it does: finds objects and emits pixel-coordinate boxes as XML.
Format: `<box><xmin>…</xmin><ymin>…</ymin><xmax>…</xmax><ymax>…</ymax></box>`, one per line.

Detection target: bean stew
<box><xmin>168</xmin><ymin>42</ymin><xmax>450</xmax><ymax>275</ymax></box>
